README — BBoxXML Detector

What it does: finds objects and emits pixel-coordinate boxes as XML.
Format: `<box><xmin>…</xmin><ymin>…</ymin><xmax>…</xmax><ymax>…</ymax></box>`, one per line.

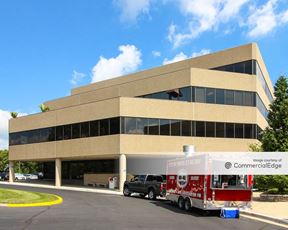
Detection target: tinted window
<box><xmin>195</xmin><ymin>87</ymin><xmax>205</xmax><ymax>103</ymax></box>
<box><xmin>235</xmin><ymin>124</ymin><xmax>244</xmax><ymax>138</ymax></box>
<box><xmin>160</xmin><ymin>119</ymin><xmax>170</xmax><ymax>135</ymax></box>
<box><xmin>243</xmin><ymin>92</ymin><xmax>255</xmax><ymax>106</ymax></box>
<box><xmin>234</xmin><ymin>91</ymin><xmax>243</xmax><ymax>105</ymax></box>
<box><xmin>56</xmin><ymin>126</ymin><xmax>63</xmax><ymax>141</ymax></box>
<box><xmin>206</xmin><ymin>122</ymin><xmax>215</xmax><ymax>137</ymax></box>
<box><xmin>72</xmin><ymin>123</ymin><xmax>80</xmax><ymax>139</ymax></box>
<box><xmin>81</xmin><ymin>122</ymin><xmax>89</xmax><ymax>138</ymax></box>
<box><xmin>100</xmin><ymin>119</ymin><xmax>109</xmax><ymax>136</ymax></box>
<box><xmin>48</xmin><ymin>127</ymin><xmax>55</xmax><ymax>141</ymax></box>
<box><xmin>226</xmin><ymin>123</ymin><xmax>234</xmax><ymax>138</ymax></box>
<box><xmin>148</xmin><ymin>119</ymin><xmax>159</xmax><ymax>135</ymax></box>
<box><xmin>125</xmin><ymin>117</ymin><xmax>137</xmax><ymax>134</ymax></box>
<box><xmin>216</xmin><ymin>89</ymin><xmax>225</xmax><ymax>104</ymax></box>
<box><xmin>39</xmin><ymin>128</ymin><xmax>51</xmax><ymax>142</ymax></box>
<box><xmin>206</xmin><ymin>88</ymin><xmax>215</xmax><ymax>103</ymax></box>
<box><xmin>234</xmin><ymin>62</ymin><xmax>244</xmax><ymax>73</ymax></box>
<box><xmin>179</xmin><ymin>87</ymin><xmax>192</xmax><ymax>102</ymax></box>
<box><xmin>146</xmin><ymin>175</ymin><xmax>154</xmax><ymax>181</ymax></box>
<box><xmin>196</xmin><ymin>121</ymin><xmax>205</xmax><ymax>137</ymax></box>
<box><xmin>181</xmin><ymin>120</ymin><xmax>191</xmax><ymax>136</ymax></box>
<box><xmin>110</xmin><ymin>117</ymin><xmax>120</xmax><ymax>135</ymax></box>
<box><xmin>225</xmin><ymin>90</ymin><xmax>234</xmax><ymax>105</ymax></box>
<box><xmin>216</xmin><ymin>122</ymin><xmax>225</xmax><ymax>137</ymax></box>
<box><xmin>136</xmin><ymin>118</ymin><xmax>149</xmax><ymax>134</ymax></box>
<box><xmin>244</xmin><ymin>124</ymin><xmax>253</xmax><ymax>139</ymax></box>
<box><xmin>244</xmin><ymin>60</ymin><xmax>253</xmax><ymax>74</ymax></box>
<box><xmin>171</xmin><ymin>120</ymin><xmax>181</xmax><ymax>136</ymax></box>
<box><xmin>90</xmin><ymin>121</ymin><xmax>99</xmax><ymax>137</ymax></box>
<box><xmin>63</xmin><ymin>125</ymin><xmax>71</xmax><ymax>140</ymax></box>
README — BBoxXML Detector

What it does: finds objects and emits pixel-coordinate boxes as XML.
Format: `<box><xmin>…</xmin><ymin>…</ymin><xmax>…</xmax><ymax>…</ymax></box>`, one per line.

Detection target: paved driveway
<box><xmin>0</xmin><ymin>184</ymin><xmax>285</xmax><ymax>230</ymax></box>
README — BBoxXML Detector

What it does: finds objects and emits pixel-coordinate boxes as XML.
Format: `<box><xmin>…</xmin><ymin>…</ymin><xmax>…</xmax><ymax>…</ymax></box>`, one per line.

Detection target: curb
<box><xmin>241</xmin><ymin>210</ymin><xmax>288</xmax><ymax>227</ymax></box>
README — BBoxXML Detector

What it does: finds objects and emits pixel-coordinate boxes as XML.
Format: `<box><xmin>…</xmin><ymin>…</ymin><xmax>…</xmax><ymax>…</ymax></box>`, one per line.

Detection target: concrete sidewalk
<box><xmin>0</xmin><ymin>181</ymin><xmax>122</xmax><ymax>195</ymax></box>
<box><xmin>241</xmin><ymin>192</ymin><xmax>288</xmax><ymax>227</ymax></box>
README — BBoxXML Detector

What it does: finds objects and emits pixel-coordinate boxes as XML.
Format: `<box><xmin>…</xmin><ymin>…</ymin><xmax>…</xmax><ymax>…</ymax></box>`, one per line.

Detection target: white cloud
<box><xmin>163</xmin><ymin>49</ymin><xmax>210</xmax><ymax>65</ymax></box>
<box><xmin>163</xmin><ymin>52</ymin><xmax>188</xmax><ymax>65</ymax></box>
<box><xmin>70</xmin><ymin>70</ymin><xmax>86</xmax><ymax>85</ymax></box>
<box><xmin>91</xmin><ymin>45</ymin><xmax>142</xmax><ymax>83</ymax></box>
<box><xmin>247</xmin><ymin>0</ymin><xmax>288</xmax><ymax>38</ymax></box>
<box><xmin>168</xmin><ymin>0</ymin><xmax>249</xmax><ymax>48</ymax></box>
<box><xmin>191</xmin><ymin>49</ymin><xmax>211</xmax><ymax>58</ymax></box>
<box><xmin>152</xmin><ymin>50</ymin><xmax>161</xmax><ymax>57</ymax></box>
<box><xmin>0</xmin><ymin>109</ymin><xmax>27</xmax><ymax>150</ymax></box>
<box><xmin>247</xmin><ymin>0</ymin><xmax>277</xmax><ymax>37</ymax></box>
<box><xmin>114</xmin><ymin>0</ymin><xmax>151</xmax><ymax>23</ymax></box>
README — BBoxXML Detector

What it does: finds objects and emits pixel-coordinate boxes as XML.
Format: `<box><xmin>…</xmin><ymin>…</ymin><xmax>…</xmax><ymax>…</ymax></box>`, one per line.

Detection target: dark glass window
<box><xmin>235</xmin><ymin>124</ymin><xmax>244</xmax><ymax>138</ymax></box>
<box><xmin>216</xmin><ymin>122</ymin><xmax>225</xmax><ymax>137</ymax></box>
<box><xmin>226</xmin><ymin>123</ymin><xmax>234</xmax><ymax>138</ymax></box>
<box><xmin>136</xmin><ymin>118</ymin><xmax>149</xmax><ymax>134</ymax></box>
<box><xmin>181</xmin><ymin>120</ymin><xmax>191</xmax><ymax>136</ymax></box>
<box><xmin>148</xmin><ymin>119</ymin><xmax>159</xmax><ymax>135</ymax></box>
<box><xmin>244</xmin><ymin>124</ymin><xmax>253</xmax><ymax>139</ymax></box>
<box><xmin>72</xmin><ymin>123</ymin><xmax>80</xmax><ymax>139</ymax></box>
<box><xmin>160</xmin><ymin>119</ymin><xmax>170</xmax><ymax>135</ymax></box>
<box><xmin>206</xmin><ymin>122</ymin><xmax>215</xmax><ymax>137</ymax></box>
<box><xmin>244</xmin><ymin>60</ymin><xmax>253</xmax><ymax>74</ymax></box>
<box><xmin>206</xmin><ymin>88</ymin><xmax>215</xmax><ymax>103</ymax></box>
<box><xmin>195</xmin><ymin>87</ymin><xmax>205</xmax><ymax>103</ymax></box>
<box><xmin>81</xmin><ymin>122</ymin><xmax>90</xmax><ymax>138</ymax></box>
<box><xmin>234</xmin><ymin>62</ymin><xmax>244</xmax><ymax>73</ymax></box>
<box><xmin>243</xmin><ymin>92</ymin><xmax>255</xmax><ymax>106</ymax></box>
<box><xmin>125</xmin><ymin>117</ymin><xmax>137</xmax><ymax>134</ymax></box>
<box><xmin>90</xmin><ymin>121</ymin><xmax>99</xmax><ymax>137</ymax></box>
<box><xmin>100</xmin><ymin>119</ymin><xmax>109</xmax><ymax>136</ymax></box>
<box><xmin>48</xmin><ymin>127</ymin><xmax>55</xmax><ymax>141</ymax></box>
<box><xmin>39</xmin><ymin>128</ymin><xmax>50</xmax><ymax>142</ymax></box>
<box><xmin>63</xmin><ymin>125</ymin><xmax>71</xmax><ymax>140</ymax></box>
<box><xmin>179</xmin><ymin>87</ymin><xmax>192</xmax><ymax>102</ymax></box>
<box><xmin>234</xmin><ymin>91</ymin><xmax>243</xmax><ymax>105</ymax></box>
<box><xmin>110</xmin><ymin>117</ymin><xmax>120</xmax><ymax>135</ymax></box>
<box><xmin>171</xmin><ymin>120</ymin><xmax>181</xmax><ymax>136</ymax></box>
<box><xmin>56</xmin><ymin>126</ymin><xmax>64</xmax><ymax>141</ymax></box>
<box><xmin>120</xmin><ymin>117</ymin><xmax>125</xmax><ymax>134</ymax></box>
<box><xmin>20</xmin><ymin>132</ymin><xmax>28</xmax><ymax>144</ymax></box>
<box><xmin>225</xmin><ymin>90</ymin><xmax>234</xmax><ymax>105</ymax></box>
<box><xmin>196</xmin><ymin>121</ymin><xmax>205</xmax><ymax>137</ymax></box>
<box><xmin>216</xmin><ymin>89</ymin><xmax>225</xmax><ymax>104</ymax></box>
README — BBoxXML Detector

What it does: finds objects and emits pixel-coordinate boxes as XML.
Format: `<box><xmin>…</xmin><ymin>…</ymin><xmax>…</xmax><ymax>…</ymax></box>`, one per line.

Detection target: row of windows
<box><xmin>9</xmin><ymin>117</ymin><xmax>120</xmax><ymax>146</ymax></box>
<box><xmin>121</xmin><ymin>117</ymin><xmax>260</xmax><ymax>139</ymax></box>
<box><xmin>9</xmin><ymin>117</ymin><xmax>261</xmax><ymax>146</ymax></box>
<box><xmin>212</xmin><ymin>59</ymin><xmax>273</xmax><ymax>103</ymax></box>
<box><xmin>141</xmin><ymin>86</ymin><xmax>268</xmax><ymax>118</ymax></box>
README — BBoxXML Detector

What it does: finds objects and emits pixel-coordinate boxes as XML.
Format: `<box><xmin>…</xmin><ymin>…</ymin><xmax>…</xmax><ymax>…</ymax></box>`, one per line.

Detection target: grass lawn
<box><xmin>0</xmin><ymin>188</ymin><xmax>59</xmax><ymax>204</ymax></box>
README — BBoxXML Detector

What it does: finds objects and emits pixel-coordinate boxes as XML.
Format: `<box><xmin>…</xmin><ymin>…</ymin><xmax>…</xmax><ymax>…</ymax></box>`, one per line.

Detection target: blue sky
<box><xmin>0</xmin><ymin>0</ymin><xmax>288</xmax><ymax>149</ymax></box>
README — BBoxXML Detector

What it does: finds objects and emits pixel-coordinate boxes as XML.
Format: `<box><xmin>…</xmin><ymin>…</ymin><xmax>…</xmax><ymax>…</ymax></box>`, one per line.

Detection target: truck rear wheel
<box><xmin>148</xmin><ymin>189</ymin><xmax>156</xmax><ymax>200</ymax></box>
<box><xmin>178</xmin><ymin>197</ymin><xmax>185</xmax><ymax>210</ymax></box>
<box><xmin>184</xmin><ymin>198</ymin><xmax>191</xmax><ymax>211</ymax></box>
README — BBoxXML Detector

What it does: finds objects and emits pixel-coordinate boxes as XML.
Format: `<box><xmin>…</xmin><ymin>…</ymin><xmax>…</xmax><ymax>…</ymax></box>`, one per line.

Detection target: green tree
<box><xmin>10</xmin><ymin>112</ymin><xmax>18</xmax><ymax>118</ymax></box>
<box><xmin>255</xmin><ymin>76</ymin><xmax>288</xmax><ymax>194</ymax></box>
<box><xmin>39</xmin><ymin>104</ymin><xmax>50</xmax><ymax>112</ymax></box>
<box><xmin>0</xmin><ymin>149</ymin><xmax>9</xmax><ymax>172</ymax></box>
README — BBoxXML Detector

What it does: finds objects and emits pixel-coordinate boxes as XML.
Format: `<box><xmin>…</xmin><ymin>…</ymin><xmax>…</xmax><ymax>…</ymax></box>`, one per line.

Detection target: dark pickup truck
<box><xmin>123</xmin><ymin>175</ymin><xmax>166</xmax><ymax>200</ymax></box>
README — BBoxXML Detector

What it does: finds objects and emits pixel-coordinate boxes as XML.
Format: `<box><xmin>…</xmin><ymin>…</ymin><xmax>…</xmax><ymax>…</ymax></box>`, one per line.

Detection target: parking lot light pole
<box><xmin>119</xmin><ymin>154</ymin><xmax>126</xmax><ymax>192</ymax></box>
<box><xmin>9</xmin><ymin>161</ymin><xmax>14</xmax><ymax>183</ymax></box>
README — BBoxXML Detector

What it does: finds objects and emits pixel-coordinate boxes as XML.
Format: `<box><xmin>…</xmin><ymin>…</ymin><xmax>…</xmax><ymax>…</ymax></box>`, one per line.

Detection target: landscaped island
<box><xmin>0</xmin><ymin>188</ymin><xmax>62</xmax><ymax>207</ymax></box>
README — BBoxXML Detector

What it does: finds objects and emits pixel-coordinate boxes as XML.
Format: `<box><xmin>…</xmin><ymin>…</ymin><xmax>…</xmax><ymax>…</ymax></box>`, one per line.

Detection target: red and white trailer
<box><xmin>166</xmin><ymin>156</ymin><xmax>253</xmax><ymax>211</ymax></box>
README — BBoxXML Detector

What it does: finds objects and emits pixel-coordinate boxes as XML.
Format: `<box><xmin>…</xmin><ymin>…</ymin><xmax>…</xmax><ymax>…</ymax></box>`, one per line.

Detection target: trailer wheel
<box><xmin>178</xmin><ymin>197</ymin><xmax>185</xmax><ymax>210</ymax></box>
<box><xmin>184</xmin><ymin>198</ymin><xmax>191</xmax><ymax>211</ymax></box>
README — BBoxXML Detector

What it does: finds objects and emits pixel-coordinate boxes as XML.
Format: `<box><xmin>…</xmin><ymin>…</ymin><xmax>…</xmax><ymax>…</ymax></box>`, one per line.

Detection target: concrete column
<box><xmin>9</xmin><ymin>161</ymin><xmax>14</xmax><ymax>183</ymax></box>
<box><xmin>55</xmin><ymin>158</ymin><xmax>62</xmax><ymax>187</ymax></box>
<box><xmin>119</xmin><ymin>154</ymin><xmax>127</xmax><ymax>192</ymax></box>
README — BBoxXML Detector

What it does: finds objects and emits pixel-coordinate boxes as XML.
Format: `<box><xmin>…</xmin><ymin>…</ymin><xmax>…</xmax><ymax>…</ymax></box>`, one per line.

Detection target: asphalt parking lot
<box><xmin>0</xmin><ymin>184</ymin><xmax>286</xmax><ymax>230</ymax></box>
